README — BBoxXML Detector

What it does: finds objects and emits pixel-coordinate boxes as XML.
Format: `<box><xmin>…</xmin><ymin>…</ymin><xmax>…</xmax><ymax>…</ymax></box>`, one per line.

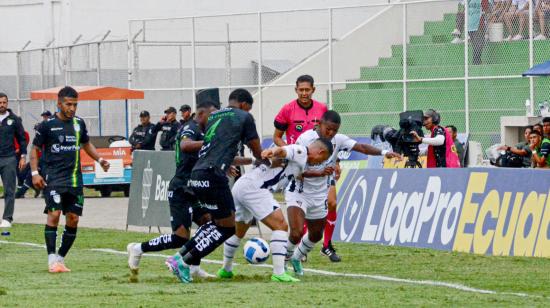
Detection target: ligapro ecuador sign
<box><xmin>335</xmin><ymin>168</ymin><xmax>550</xmax><ymax>257</ymax></box>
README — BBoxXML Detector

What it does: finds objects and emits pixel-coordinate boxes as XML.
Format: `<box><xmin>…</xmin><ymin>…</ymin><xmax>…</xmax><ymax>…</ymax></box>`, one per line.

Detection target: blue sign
<box><xmin>335</xmin><ymin>168</ymin><xmax>550</xmax><ymax>257</ymax></box>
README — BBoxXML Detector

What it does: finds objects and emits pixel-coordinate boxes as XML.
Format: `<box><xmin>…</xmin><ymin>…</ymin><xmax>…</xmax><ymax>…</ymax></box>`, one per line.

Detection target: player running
<box><xmin>30</xmin><ymin>86</ymin><xmax>110</xmax><ymax>273</ymax></box>
<box><xmin>126</xmin><ymin>100</ymin><xmax>220</xmax><ymax>279</ymax></box>
<box><xmin>166</xmin><ymin>89</ymin><xmax>265</xmax><ymax>283</ymax></box>
<box><xmin>286</xmin><ymin>110</ymin><xmax>399</xmax><ymax>275</ymax></box>
<box><xmin>217</xmin><ymin>139</ymin><xmax>333</xmax><ymax>283</ymax></box>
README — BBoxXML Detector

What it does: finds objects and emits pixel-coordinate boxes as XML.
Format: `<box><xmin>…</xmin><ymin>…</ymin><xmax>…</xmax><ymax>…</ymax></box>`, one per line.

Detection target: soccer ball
<box><xmin>243</xmin><ymin>237</ymin><xmax>270</xmax><ymax>264</ymax></box>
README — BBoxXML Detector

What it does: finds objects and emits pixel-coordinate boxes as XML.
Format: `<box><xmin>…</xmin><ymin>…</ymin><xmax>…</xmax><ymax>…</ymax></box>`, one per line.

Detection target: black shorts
<box><xmin>168</xmin><ymin>184</ymin><xmax>209</xmax><ymax>231</ymax></box>
<box><xmin>43</xmin><ymin>186</ymin><xmax>84</xmax><ymax>216</ymax></box>
<box><xmin>189</xmin><ymin>168</ymin><xmax>235</xmax><ymax>220</ymax></box>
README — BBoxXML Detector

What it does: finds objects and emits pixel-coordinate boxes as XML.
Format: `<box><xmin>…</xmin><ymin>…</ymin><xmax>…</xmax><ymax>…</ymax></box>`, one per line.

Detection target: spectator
<box><xmin>489</xmin><ymin>0</ymin><xmax>512</xmax><ymax>24</ymax></box>
<box><xmin>530</xmin><ymin>130</ymin><xmax>549</xmax><ymax>168</ymax></box>
<box><xmin>498</xmin><ymin>126</ymin><xmax>533</xmax><ymax>167</ymax></box>
<box><xmin>451</xmin><ymin>0</ymin><xmax>466</xmax><ymax>44</ymax></box>
<box><xmin>533</xmin><ymin>122</ymin><xmax>543</xmax><ymax>134</ymax></box>
<box><xmin>535</xmin><ymin>0</ymin><xmax>550</xmax><ymax>40</ymax></box>
<box><xmin>154</xmin><ymin>107</ymin><xmax>180</xmax><ymax>151</ymax></box>
<box><xmin>14</xmin><ymin>130</ymin><xmax>30</xmax><ymax>189</ymax></box>
<box><xmin>543</xmin><ymin>116</ymin><xmax>550</xmax><ymax>138</ymax></box>
<box><xmin>411</xmin><ymin>109</ymin><xmax>460</xmax><ymax>168</ymax></box>
<box><xmin>504</xmin><ymin>0</ymin><xmax>531</xmax><ymax>41</ymax></box>
<box><xmin>41</xmin><ymin>110</ymin><xmax>52</xmax><ymax>121</ymax></box>
<box><xmin>0</xmin><ymin>93</ymin><xmax>27</xmax><ymax>228</ymax></box>
<box><xmin>129</xmin><ymin>111</ymin><xmax>157</xmax><ymax>151</ymax></box>
<box><xmin>468</xmin><ymin>0</ymin><xmax>492</xmax><ymax>65</ymax></box>
<box><xmin>446</xmin><ymin>125</ymin><xmax>466</xmax><ymax>167</ymax></box>
<box><xmin>273</xmin><ymin>75</ymin><xmax>327</xmax><ymax>146</ymax></box>
<box><xmin>179</xmin><ymin>104</ymin><xmax>192</xmax><ymax>127</ymax></box>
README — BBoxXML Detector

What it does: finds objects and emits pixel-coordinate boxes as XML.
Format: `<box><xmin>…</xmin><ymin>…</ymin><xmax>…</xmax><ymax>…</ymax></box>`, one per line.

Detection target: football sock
<box><xmin>141</xmin><ymin>234</ymin><xmax>187</xmax><ymax>253</ymax></box>
<box><xmin>44</xmin><ymin>225</ymin><xmax>57</xmax><ymax>255</ymax></box>
<box><xmin>323</xmin><ymin>210</ymin><xmax>337</xmax><ymax>248</ymax></box>
<box><xmin>179</xmin><ymin>221</ymin><xmax>235</xmax><ymax>265</ymax></box>
<box><xmin>270</xmin><ymin>230</ymin><xmax>288</xmax><ymax>275</ymax></box>
<box><xmin>223</xmin><ymin>235</ymin><xmax>242</xmax><ymax>272</ymax></box>
<box><xmin>293</xmin><ymin>233</ymin><xmax>315</xmax><ymax>261</ymax></box>
<box><xmin>286</xmin><ymin>239</ymin><xmax>297</xmax><ymax>260</ymax></box>
<box><xmin>58</xmin><ymin>226</ymin><xmax>77</xmax><ymax>257</ymax></box>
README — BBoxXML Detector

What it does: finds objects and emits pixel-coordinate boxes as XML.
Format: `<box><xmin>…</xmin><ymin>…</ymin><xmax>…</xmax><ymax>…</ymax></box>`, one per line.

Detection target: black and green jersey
<box><xmin>193</xmin><ymin>107</ymin><xmax>258</xmax><ymax>172</ymax></box>
<box><xmin>33</xmin><ymin>115</ymin><xmax>89</xmax><ymax>188</ymax></box>
<box><xmin>538</xmin><ymin>138</ymin><xmax>550</xmax><ymax>167</ymax></box>
<box><xmin>172</xmin><ymin>120</ymin><xmax>203</xmax><ymax>184</ymax></box>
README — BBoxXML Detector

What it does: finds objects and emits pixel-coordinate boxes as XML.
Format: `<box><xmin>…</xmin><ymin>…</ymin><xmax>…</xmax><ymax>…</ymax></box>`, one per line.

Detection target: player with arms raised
<box><xmin>286</xmin><ymin>110</ymin><xmax>400</xmax><ymax>275</ymax></box>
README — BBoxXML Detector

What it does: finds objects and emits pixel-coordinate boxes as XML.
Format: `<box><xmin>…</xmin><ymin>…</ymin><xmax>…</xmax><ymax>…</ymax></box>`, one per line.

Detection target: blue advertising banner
<box><xmin>335</xmin><ymin>168</ymin><xmax>550</xmax><ymax>258</ymax></box>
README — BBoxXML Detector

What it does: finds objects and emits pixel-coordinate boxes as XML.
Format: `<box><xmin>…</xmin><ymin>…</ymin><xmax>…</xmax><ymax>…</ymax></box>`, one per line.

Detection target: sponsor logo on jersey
<box><xmin>7</xmin><ymin>119</ymin><xmax>13</xmax><ymax>126</ymax></box>
<box><xmin>51</xmin><ymin>144</ymin><xmax>80</xmax><ymax>153</ymax></box>
<box><xmin>295</xmin><ymin>124</ymin><xmax>303</xmax><ymax>132</ymax></box>
<box><xmin>50</xmin><ymin>127</ymin><xmax>63</xmax><ymax>131</ymax></box>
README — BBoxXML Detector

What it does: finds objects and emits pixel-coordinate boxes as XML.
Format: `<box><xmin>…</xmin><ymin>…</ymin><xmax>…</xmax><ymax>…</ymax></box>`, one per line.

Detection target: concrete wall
<box><xmin>0</xmin><ymin>0</ymin><xmax>390</xmax><ymax>50</ymax></box>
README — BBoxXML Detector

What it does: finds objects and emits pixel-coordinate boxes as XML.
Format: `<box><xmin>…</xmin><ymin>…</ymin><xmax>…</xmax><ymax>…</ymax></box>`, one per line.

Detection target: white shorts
<box><xmin>285</xmin><ymin>190</ymin><xmax>327</xmax><ymax>220</ymax></box>
<box><xmin>232</xmin><ymin>179</ymin><xmax>280</xmax><ymax>223</ymax></box>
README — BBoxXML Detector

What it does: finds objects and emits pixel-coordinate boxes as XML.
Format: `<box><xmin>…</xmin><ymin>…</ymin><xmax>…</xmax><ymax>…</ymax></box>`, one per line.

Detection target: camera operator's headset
<box><xmin>426</xmin><ymin>109</ymin><xmax>441</xmax><ymax>125</ymax></box>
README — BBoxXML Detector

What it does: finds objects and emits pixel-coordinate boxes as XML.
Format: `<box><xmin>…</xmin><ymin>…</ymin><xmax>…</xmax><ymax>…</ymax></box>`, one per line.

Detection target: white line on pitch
<box><xmin>0</xmin><ymin>240</ymin><xmax>538</xmax><ymax>299</ymax></box>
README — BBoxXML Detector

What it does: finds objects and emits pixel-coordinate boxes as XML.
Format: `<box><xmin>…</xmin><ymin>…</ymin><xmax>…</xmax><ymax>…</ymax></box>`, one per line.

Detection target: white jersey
<box><xmin>238</xmin><ymin>144</ymin><xmax>308</xmax><ymax>191</ymax></box>
<box><xmin>293</xmin><ymin>129</ymin><xmax>357</xmax><ymax>195</ymax></box>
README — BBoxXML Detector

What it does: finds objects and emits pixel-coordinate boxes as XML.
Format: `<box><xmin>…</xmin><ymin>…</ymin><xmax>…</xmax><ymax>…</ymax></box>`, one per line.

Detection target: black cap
<box><xmin>164</xmin><ymin>106</ymin><xmax>177</xmax><ymax>114</ymax></box>
<box><xmin>179</xmin><ymin>104</ymin><xmax>191</xmax><ymax>112</ymax></box>
<box><xmin>41</xmin><ymin>110</ymin><xmax>52</xmax><ymax>117</ymax></box>
<box><xmin>139</xmin><ymin>110</ymin><xmax>150</xmax><ymax>117</ymax></box>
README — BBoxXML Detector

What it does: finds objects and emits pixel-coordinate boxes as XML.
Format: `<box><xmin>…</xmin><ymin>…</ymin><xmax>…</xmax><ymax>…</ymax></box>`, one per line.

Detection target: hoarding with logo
<box><xmin>335</xmin><ymin>168</ymin><xmax>550</xmax><ymax>257</ymax></box>
<box><xmin>127</xmin><ymin>150</ymin><xmax>174</xmax><ymax>227</ymax></box>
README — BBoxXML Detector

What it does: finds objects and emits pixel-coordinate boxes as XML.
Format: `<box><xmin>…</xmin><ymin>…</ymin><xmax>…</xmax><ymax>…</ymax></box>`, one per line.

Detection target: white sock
<box><xmin>223</xmin><ymin>235</ymin><xmax>241</xmax><ymax>272</ymax></box>
<box><xmin>270</xmin><ymin>230</ymin><xmax>288</xmax><ymax>275</ymax></box>
<box><xmin>286</xmin><ymin>239</ymin><xmax>297</xmax><ymax>260</ymax></box>
<box><xmin>190</xmin><ymin>265</ymin><xmax>200</xmax><ymax>273</ymax></box>
<box><xmin>48</xmin><ymin>254</ymin><xmax>57</xmax><ymax>265</ymax></box>
<box><xmin>56</xmin><ymin>255</ymin><xmax>64</xmax><ymax>263</ymax></box>
<box><xmin>293</xmin><ymin>233</ymin><xmax>316</xmax><ymax>260</ymax></box>
<box><xmin>132</xmin><ymin>243</ymin><xmax>143</xmax><ymax>254</ymax></box>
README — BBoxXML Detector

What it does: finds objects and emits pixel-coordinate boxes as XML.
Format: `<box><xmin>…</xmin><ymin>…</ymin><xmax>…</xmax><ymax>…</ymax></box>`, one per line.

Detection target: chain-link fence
<box><xmin>127</xmin><ymin>0</ymin><xmax>550</xmax><ymax>155</ymax></box>
<box><xmin>3</xmin><ymin>0</ymin><xmax>550</xmax><ymax>155</ymax></box>
<box><xmin>1</xmin><ymin>40</ymin><xmax>128</xmax><ymax>139</ymax></box>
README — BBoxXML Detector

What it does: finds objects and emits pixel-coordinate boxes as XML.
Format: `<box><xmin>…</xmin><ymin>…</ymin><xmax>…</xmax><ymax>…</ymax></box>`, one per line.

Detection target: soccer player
<box><xmin>286</xmin><ymin>110</ymin><xmax>399</xmax><ymax>275</ymax></box>
<box><xmin>272</xmin><ymin>74</ymin><xmax>329</xmax><ymax>260</ymax></box>
<box><xmin>166</xmin><ymin>88</ymin><xmax>265</xmax><ymax>283</ymax></box>
<box><xmin>218</xmin><ymin>138</ymin><xmax>333</xmax><ymax>283</ymax></box>
<box><xmin>30</xmin><ymin>86</ymin><xmax>110</xmax><ymax>273</ymax></box>
<box><xmin>126</xmin><ymin>101</ymin><xmax>220</xmax><ymax>279</ymax></box>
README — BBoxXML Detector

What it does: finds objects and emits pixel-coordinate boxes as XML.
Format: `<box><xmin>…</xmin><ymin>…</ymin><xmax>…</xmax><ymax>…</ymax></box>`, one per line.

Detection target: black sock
<box><xmin>44</xmin><ymin>225</ymin><xmax>57</xmax><ymax>255</ymax></box>
<box><xmin>141</xmin><ymin>234</ymin><xmax>187</xmax><ymax>253</ymax></box>
<box><xmin>179</xmin><ymin>221</ymin><xmax>235</xmax><ymax>264</ymax></box>
<box><xmin>58</xmin><ymin>226</ymin><xmax>77</xmax><ymax>257</ymax></box>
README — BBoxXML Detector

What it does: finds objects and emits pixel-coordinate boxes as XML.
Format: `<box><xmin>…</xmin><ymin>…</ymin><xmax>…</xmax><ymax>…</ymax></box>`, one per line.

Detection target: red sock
<box><xmin>323</xmin><ymin>210</ymin><xmax>337</xmax><ymax>248</ymax></box>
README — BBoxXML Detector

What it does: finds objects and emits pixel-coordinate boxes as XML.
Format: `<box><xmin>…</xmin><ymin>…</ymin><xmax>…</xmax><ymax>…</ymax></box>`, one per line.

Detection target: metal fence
<box><xmin>2</xmin><ymin>0</ymin><xmax>550</xmax><ymax>152</ymax></box>
<box><xmin>0</xmin><ymin>39</ymin><xmax>128</xmax><ymax>137</ymax></box>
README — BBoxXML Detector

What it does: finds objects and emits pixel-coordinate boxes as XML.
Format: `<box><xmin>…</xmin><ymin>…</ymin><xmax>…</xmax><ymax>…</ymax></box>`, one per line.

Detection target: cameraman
<box><xmin>498</xmin><ymin>126</ymin><xmax>533</xmax><ymax>168</ymax></box>
<box><xmin>410</xmin><ymin>109</ymin><xmax>459</xmax><ymax>168</ymax></box>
